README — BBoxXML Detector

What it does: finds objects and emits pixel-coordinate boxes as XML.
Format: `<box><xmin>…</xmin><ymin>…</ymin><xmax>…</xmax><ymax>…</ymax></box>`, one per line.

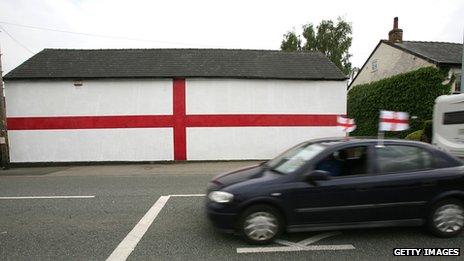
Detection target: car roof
<box><xmin>308</xmin><ymin>136</ymin><xmax>463</xmax><ymax>167</ymax></box>
<box><xmin>310</xmin><ymin>137</ymin><xmax>434</xmax><ymax>148</ymax></box>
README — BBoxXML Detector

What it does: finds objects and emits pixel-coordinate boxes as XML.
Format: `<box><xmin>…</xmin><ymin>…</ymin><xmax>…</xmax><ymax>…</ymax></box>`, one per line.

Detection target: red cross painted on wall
<box><xmin>7</xmin><ymin>79</ymin><xmax>339</xmax><ymax>160</ymax></box>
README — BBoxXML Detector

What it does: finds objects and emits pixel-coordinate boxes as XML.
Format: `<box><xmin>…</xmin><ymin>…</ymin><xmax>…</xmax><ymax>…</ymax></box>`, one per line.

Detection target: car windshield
<box><xmin>266</xmin><ymin>142</ymin><xmax>326</xmax><ymax>174</ymax></box>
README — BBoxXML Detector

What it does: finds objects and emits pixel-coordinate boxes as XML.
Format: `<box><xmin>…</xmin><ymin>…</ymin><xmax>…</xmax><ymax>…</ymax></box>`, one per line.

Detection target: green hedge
<box><xmin>348</xmin><ymin>67</ymin><xmax>451</xmax><ymax>138</ymax></box>
<box><xmin>405</xmin><ymin>130</ymin><xmax>423</xmax><ymax>141</ymax></box>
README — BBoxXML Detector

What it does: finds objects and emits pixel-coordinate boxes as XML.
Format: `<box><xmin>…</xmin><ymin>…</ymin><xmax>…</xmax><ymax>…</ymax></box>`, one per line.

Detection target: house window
<box><xmin>371</xmin><ymin>60</ymin><xmax>378</xmax><ymax>72</ymax></box>
<box><xmin>455</xmin><ymin>73</ymin><xmax>462</xmax><ymax>93</ymax></box>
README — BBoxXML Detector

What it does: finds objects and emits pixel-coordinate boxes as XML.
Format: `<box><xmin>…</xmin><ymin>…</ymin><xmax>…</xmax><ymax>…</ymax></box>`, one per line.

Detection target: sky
<box><xmin>0</xmin><ymin>0</ymin><xmax>463</xmax><ymax>74</ymax></box>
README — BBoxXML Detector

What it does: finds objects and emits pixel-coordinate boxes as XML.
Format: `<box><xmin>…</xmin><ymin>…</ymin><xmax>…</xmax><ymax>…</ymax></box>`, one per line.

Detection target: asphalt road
<box><xmin>1</xmin><ymin>162</ymin><xmax>463</xmax><ymax>260</ymax></box>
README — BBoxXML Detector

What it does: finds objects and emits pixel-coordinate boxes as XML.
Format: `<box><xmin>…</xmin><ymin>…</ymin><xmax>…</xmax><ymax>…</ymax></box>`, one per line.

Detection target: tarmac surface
<box><xmin>1</xmin><ymin>162</ymin><xmax>463</xmax><ymax>260</ymax></box>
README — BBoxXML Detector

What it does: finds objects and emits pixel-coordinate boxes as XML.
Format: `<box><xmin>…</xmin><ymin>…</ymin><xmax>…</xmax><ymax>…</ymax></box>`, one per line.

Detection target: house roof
<box><xmin>382</xmin><ymin>40</ymin><xmax>462</xmax><ymax>66</ymax></box>
<box><xmin>348</xmin><ymin>40</ymin><xmax>463</xmax><ymax>89</ymax></box>
<box><xmin>4</xmin><ymin>48</ymin><xmax>347</xmax><ymax>81</ymax></box>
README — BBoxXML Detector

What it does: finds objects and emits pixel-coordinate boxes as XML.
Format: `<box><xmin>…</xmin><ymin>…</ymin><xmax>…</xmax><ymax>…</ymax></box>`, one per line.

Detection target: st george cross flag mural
<box><xmin>379</xmin><ymin>110</ymin><xmax>409</xmax><ymax>131</ymax></box>
<box><xmin>337</xmin><ymin>115</ymin><xmax>356</xmax><ymax>133</ymax></box>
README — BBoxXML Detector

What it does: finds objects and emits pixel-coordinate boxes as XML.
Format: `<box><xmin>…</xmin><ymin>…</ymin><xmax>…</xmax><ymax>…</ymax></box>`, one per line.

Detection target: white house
<box><xmin>350</xmin><ymin>17</ymin><xmax>462</xmax><ymax>92</ymax></box>
<box><xmin>4</xmin><ymin>48</ymin><xmax>347</xmax><ymax>163</ymax></box>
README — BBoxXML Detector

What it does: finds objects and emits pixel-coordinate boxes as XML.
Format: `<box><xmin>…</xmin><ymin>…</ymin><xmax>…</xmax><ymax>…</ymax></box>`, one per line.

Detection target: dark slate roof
<box><xmin>4</xmin><ymin>48</ymin><xmax>347</xmax><ymax>80</ymax></box>
<box><xmin>383</xmin><ymin>40</ymin><xmax>463</xmax><ymax>65</ymax></box>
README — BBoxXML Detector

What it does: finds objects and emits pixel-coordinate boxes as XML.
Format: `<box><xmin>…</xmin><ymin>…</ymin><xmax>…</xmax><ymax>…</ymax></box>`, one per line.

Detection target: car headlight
<box><xmin>208</xmin><ymin>191</ymin><xmax>234</xmax><ymax>203</ymax></box>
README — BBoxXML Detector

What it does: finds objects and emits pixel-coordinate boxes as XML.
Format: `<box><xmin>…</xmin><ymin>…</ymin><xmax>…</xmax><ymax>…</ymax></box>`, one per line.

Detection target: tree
<box><xmin>280</xmin><ymin>31</ymin><xmax>301</xmax><ymax>52</ymax></box>
<box><xmin>280</xmin><ymin>17</ymin><xmax>353</xmax><ymax>75</ymax></box>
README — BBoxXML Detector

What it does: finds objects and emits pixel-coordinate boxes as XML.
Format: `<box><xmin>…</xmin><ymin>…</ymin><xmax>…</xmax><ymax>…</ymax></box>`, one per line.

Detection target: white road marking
<box><xmin>237</xmin><ymin>244</ymin><xmax>355</xmax><ymax>253</ymax></box>
<box><xmin>106</xmin><ymin>195</ymin><xmax>171</xmax><ymax>261</ymax></box>
<box><xmin>0</xmin><ymin>196</ymin><xmax>95</xmax><ymax>199</ymax></box>
<box><xmin>298</xmin><ymin>231</ymin><xmax>342</xmax><ymax>245</ymax></box>
<box><xmin>238</xmin><ymin>231</ymin><xmax>353</xmax><ymax>254</ymax></box>
<box><xmin>274</xmin><ymin>232</ymin><xmax>341</xmax><ymax>248</ymax></box>
<box><xmin>107</xmin><ymin>194</ymin><xmax>350</xmax><ymax>259</ymax></box>
<box><xmin>274</xmin><ymin>239</ymin><xmax>307</xmax><ymax>248</ymax></box>
<box><xmin>170</xmin><ymin>194</ymin><xmax>206</xmax><ymax>197</ymax></box>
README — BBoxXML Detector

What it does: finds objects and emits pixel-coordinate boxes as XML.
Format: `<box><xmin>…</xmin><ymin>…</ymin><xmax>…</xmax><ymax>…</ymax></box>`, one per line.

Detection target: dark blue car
<box><xmin>206</xmin><ymin>138</ymin><xmax>464</xmax><ymax>244</ymax></box>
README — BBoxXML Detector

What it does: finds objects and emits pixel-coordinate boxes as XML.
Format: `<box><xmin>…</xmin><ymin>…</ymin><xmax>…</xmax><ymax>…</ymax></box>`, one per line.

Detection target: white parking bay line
<box><xmin>106</xmin><ymin>195</ymin><xmax>170</xmax><ymax>261</ymax></box>
<box><xmin>0</xmin><ymin>196</ymin><xmax>95</xmax><ymax>199</ymax></box>
<box><xmin>237</xmin><ymin>244</ymin><xmax>355</xmax><ymax>254</ymax></box>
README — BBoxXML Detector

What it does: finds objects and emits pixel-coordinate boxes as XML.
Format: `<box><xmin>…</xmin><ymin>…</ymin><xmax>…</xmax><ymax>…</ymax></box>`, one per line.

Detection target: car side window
<box><xmin>315</xmin><ymin>146</ymin><xmax>369</xmax><ymax>177</ymax></box>
<box><xmin>376</xmin><ymin>145</ymin><xmax>432</xmax><ymax>173</ymax></box>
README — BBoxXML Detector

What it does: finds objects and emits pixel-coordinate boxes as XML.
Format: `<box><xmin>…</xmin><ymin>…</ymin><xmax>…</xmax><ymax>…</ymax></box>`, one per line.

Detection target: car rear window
<box><xmin>376</xmin><ymin>145</ymin><xmax>432</xmax><ymax>173</ymax></box>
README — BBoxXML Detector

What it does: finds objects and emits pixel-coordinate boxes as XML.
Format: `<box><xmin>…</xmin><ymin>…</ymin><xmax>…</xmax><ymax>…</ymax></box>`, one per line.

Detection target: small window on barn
<box><xmin>371</xmin><ymin>60</ymin><xmax>378</xmax><ymax>72</ymax></box>
<box><xmin>73</xmin><ymin>80</ymin><xmax>83</xmax><ymax>87</ymax></box>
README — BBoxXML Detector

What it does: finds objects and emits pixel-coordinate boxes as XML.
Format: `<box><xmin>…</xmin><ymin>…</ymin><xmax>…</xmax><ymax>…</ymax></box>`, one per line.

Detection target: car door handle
<box><xmin>357</xmin><ymin>187</ymin><xmax>371</xmax><ymax>192</ymax></box>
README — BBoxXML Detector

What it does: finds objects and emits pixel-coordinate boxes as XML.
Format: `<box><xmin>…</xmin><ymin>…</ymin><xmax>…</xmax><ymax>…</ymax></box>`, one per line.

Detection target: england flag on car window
<box><xmin>337</xmin><ymin>115</ymin><xmax>356</xmax><ymax>133</ymax></box>
<box><xmin>379</xmin><ymin>110</ymin><xmax>409</xmax><ymax>131</ymax></box>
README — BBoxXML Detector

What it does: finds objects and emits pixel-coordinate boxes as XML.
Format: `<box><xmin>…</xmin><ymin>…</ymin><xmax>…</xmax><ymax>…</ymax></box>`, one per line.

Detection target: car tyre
<box><xmin>428</xmin><ymin>198</ymin><xmax>464</xmax><ymax>238</ymax></box>
<box><xmin>239</xmin><ymin>204</ymin><xmax>283</xmax><ymax>245</ymax></box>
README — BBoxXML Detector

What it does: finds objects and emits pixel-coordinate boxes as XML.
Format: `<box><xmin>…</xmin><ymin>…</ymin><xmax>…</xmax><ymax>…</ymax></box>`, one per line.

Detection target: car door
<box><xmin>286</xmin><ymin>143</ymin><xmax>380</xmax><ymax>227</ymax></box>
<box><xmin>364</xmin><ymin>143</ymin><xmax>458</xmax><ymax>221</ymax></box>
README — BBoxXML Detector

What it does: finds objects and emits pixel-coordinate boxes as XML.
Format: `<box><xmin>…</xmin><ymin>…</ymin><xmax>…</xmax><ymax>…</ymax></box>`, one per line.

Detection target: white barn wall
<box><xmin>186</xmin><ymin>78</ymin><xmax>346</xmax><ymax>160</ymax></box>
<box><xmin>187</xmin><ymin>127</ymin><xmax>341</xmax><ymax>160</ymax></box>
<box><xmin>187</xmin><ymin>79</ymin><xmax>346</xmax><ymax>114</ymax></box>
<box><xmin>9</xmin><ymin>128</ymin><xmax>173</xmax><ymax>162</ymax></box>
<box><xmin>5</xmin><ymin>79</ymin><xmax>172</xmax><ymax>117</ymax></box>
<box><xmin>6</xmin><ymin>78</ymin><xmax>346</xmax><ymax>162</ymax></box>
<box><xmin>6</xmin><ymin>79</ymin><xmax>173</xmax><ymax>162</ymax></box>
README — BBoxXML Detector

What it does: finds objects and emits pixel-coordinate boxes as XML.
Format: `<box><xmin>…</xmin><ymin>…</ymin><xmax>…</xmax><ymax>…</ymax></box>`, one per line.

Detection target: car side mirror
<box><xmin>305</xmin><ymin>170</ymin><xmax>331</xmax><ymax>182</ymax></box>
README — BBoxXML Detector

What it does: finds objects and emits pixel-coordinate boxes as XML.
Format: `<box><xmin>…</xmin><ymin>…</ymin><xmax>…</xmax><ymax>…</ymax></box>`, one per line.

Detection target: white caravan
<box><xmin>433</xmin><ymin>93</ymin><xmax>464</xmax><ymax>158</ymax></box>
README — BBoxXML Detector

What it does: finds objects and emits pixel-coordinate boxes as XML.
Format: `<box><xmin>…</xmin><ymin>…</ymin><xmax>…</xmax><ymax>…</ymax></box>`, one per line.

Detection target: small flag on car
<box><xmin>379</xmin><ymin>110</ymin><xmax>409</xmax><ymax>131</ymax></box>
<box><xmin>337</xmin><ymin>115</ymin><xmax>356</xmax><ymax>133</ymax></box>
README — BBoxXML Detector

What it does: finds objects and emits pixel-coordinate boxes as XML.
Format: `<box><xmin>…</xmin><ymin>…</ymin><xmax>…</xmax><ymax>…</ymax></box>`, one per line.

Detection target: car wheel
<box><xmin>428</xmin><ymin>199</ymin><xmax>464</xmax><ymax>237</ymax></box>
<box><xmin>239</xmin><ymin>204</ymin><xmax>282</xmax><ymax>244</ymax></box>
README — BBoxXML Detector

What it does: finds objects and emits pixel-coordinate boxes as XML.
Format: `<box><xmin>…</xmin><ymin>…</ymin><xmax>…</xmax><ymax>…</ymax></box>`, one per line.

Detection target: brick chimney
<box><xmin>388</xmin><ymin>17</ymin><xmax>403</xmax><ymax>43</ymax></box>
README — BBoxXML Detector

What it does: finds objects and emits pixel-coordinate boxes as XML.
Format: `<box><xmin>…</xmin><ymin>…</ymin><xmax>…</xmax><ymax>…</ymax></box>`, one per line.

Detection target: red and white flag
<box><xmin>379</xmin><ymin>110</ymin><xmax>409</xmax><ymax>131</ymax></box>
<box><xmin>337</xmin><ymin>115</ymin><xmax>356</xmax><ymax>133</ymax></box>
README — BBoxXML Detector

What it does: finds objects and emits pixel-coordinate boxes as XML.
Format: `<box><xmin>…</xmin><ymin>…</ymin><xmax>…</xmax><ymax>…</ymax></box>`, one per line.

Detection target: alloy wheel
<box><xmin>243</xmin><ymin>211</ymin><xmax>278</xmax><ymax>242</ymax></box>
<box><xmin>433</xmin><ymin>203</ymin><xmax>464</xmax><ymax>233</ymax></box>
